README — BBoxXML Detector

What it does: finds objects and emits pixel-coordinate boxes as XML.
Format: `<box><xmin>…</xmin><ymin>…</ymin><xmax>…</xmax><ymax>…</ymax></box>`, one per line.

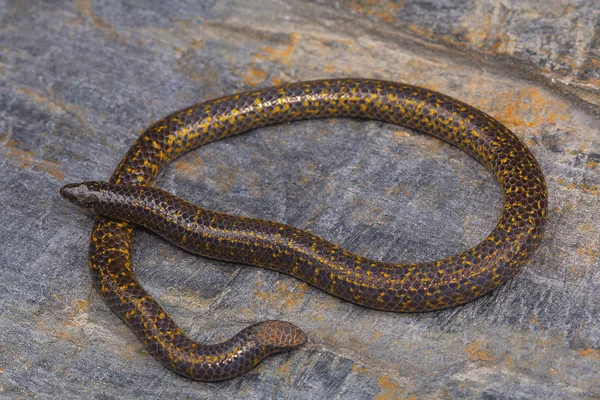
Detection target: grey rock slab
<box><xmin>311</xmin><ymin>0</ymin><xmax>600</xmax><ymax>110</ymax></box>
<box><xmin>0</xmin><ymin>1</ymin><xmax>599</xmax><ymax>399</ymax></box>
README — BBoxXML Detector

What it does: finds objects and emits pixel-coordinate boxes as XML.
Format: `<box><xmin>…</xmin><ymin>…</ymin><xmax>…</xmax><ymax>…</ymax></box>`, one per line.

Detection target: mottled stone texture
<box><xmin>0</xmin><ymin>1</ymin><xmax>598</xmax><ymax>399</ymax></box>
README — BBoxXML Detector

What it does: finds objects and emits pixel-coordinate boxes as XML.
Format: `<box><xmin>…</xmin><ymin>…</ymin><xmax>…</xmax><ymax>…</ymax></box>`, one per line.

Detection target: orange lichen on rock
<box><xmin>254</xmin><ymin>281</ymin><xmax>310</xmax><ymax>311</ymax></box>
<box><xmin>1</xmin><ymin>134</ymin><xmax>65</xmax><ymax>181</ymax></box>
<box><xmin>465</xmin><ymin>340</ymin><xmax>494</xmax><ymax>362</ymax></box>
<box><xmin>376</xmin><ymin>375</ymin><xmax>416</xmax><ymax>400</ymax></box>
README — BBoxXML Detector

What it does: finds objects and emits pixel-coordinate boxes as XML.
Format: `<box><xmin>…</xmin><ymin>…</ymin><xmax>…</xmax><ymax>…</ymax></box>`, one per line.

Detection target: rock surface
<box><xmin>0</xmin><ymin>1</ymin><xmax>599</xmax><ymax>399</ymax></box>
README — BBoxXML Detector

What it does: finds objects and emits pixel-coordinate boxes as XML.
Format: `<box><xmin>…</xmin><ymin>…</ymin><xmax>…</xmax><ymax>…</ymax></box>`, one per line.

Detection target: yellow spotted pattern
<box><xmin>80</xmin><ymin>79</ymin><xmax>548</xmax><ymax>381</ymax></box>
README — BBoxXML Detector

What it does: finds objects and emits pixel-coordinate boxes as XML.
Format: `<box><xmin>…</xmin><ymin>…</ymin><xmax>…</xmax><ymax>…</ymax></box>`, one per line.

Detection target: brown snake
<box><xmin>60</xmin><ymin>79</ymin><xmax>548</xmax><ymax>381</ymax></box>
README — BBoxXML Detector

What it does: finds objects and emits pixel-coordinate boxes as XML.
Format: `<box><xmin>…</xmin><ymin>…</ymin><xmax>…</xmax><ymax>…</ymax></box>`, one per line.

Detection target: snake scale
<box><xmin>60</xmin><ymin>79</ymin><xmax>548</xmax><ymax>381</ymax></box>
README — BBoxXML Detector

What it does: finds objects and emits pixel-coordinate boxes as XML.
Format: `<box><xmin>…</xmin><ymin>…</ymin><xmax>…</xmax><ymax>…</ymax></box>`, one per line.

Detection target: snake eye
<box><xmin>80</xmin><ymin>194</ymin><xmax>100</xmax><ymax>209</ymax></box>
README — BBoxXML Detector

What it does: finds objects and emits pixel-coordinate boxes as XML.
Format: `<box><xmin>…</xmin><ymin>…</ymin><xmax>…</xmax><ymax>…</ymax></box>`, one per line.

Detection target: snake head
<box><xmin>60</xmin><ymin>181</ymin><xmax>105</xmax><ymax>209</ymax></box>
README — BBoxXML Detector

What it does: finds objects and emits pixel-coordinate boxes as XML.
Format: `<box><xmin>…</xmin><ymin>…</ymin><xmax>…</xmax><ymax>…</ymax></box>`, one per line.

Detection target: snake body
<box><xmin>60</xmin><ymin>79</ymin><xmax>547</xmax><ymax>381</ymax></box>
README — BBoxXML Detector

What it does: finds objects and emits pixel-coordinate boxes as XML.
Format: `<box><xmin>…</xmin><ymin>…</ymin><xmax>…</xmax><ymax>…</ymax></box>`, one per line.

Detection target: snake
<box><xmin>60</xmin><ymin>79</ymin><xmax>548</xmax><ymax>381</ymax></box>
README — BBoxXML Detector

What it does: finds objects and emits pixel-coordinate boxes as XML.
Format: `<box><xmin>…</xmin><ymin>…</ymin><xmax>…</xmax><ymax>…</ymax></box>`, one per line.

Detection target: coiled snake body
<box><xmin>60</xmin><ymin>79</ymin><xmax>547</xmax><ymax>381</ymax></box>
